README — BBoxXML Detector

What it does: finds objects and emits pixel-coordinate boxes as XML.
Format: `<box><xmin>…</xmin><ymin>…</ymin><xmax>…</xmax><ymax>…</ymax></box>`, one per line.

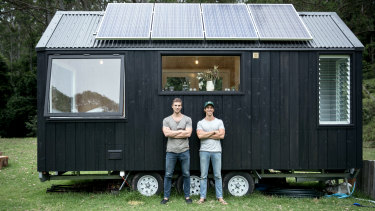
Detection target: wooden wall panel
<box><xmin>240</xmin><ymin>52</ymin><xmax>252</xmax><ymax>169</ymax></box>
<box><xmin>85</xmin><ymin>123</ymin><xmax>96</xmax><ymax>170</ymax></box>
<box><xmin>230</xmin><ymin>97</ymin><xmax>242</xmax><ymax>170</ymax></box>
<box><xmin>115</xmin><ymin>123</ymin><xmax>125</xmax><ymax>170</ymax></box>
<box><xmin>327</xmin><ymin>129</ymin><xmax>338</xmax><ymax>168</ymax></box>
<box><xmin>270</xmin><ymin>51</ymin><xmax>281</xmax><ymax>169</ymax></box>
<box><xmin>280</xmin><ymin>52</ymin><xmax>290</xmax><ymax>169</ymax></box>
<box><xmin>125</xmin><ymin>51</ymin><xmax>135</xmax><ymax>170</ymax></box>
<box><xmin>298</xmin><ymin>52</ymin><xmax>309</xmax><ymax>169</ymax></box>
<box><xmin>222</xmin><ymin>95</ymin><xmax>233</xmax><ymax>170</ymax></box>
<box><xmin>251</xmin><ymin>53</ymin><xmax>262</xmax><ymax>169</ymax></box>
<box><xmin>308</xmin><ymin>52</ymin><xmax>319</xmax><ymax>169</ymax></box>
<box><xmin>75</xmin><ymin>123</ymin><xmax>86</xmax><ymax>169</ymax></box>
<box><xmin>337</xmin><ymin>129</ymin><xmax>347</xmax><ymax>169</ymax></box>
<box><xmin>318</xmin><ymin>129</ymin><xmax>328</xmax><ymax>169</ymax></box>
<box><xmin>45</xmin><ymin>123</ymin><xmax>56</xmax><ymax>170</ymax></box>
<box><xmin>55</xmin><ymin>123</ymin><xmax>66</xmax><ymax>171</ymax></box>
<box><xmin>37</xmin><ymin>50</ymin><xmax>363</xmax><ymax>172</ymax></box>
<box><xmin>289</xmin><ymin>52</ymin><xmax>299</xmax><ymax>168</ymax></box>
<box><xmin>65</xmin><ymin>123</ymin><xmax>76</xmax><ymax>170</ymax></box>
<box><xmin>260</xmin><ymin>52</ymin><xmax>271</xmax><ymax>168</ymax></box>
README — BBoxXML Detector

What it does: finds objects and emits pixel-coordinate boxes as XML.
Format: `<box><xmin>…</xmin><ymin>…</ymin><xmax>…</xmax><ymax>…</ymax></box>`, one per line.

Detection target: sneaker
<box><xmin>185</xmin><ymin>198</ymin><xmax>192</xmax><ymax>204</ymax></box>
<box><xmin>160</xmin><ymin>199</ymin><xmax>169</xmax><ymax>204</ymax></box>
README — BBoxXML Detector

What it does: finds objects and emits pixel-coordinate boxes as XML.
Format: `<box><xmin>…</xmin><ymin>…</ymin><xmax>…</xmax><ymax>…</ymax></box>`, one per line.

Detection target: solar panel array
<box><xmin>202</xmin><ymin>4</ymin><xmax>257</xmax><ymax>40</ymax></box>
<box><xmin>152</xmin><ymin>4</ymin><xmax>204</xmax><ymax>40</ymax></box>
<box><xmin>96</xmin><ymin>3</ymin><xmax>313</xmax><ymax>41</ymax></box>
<box><xmin>96</xmin><ymin>3</ymin><xmax>153</xmax><ymax>40</ymax></box>
<box><xmin>248</xmin><ymin>4</ymin><xmax>312</xmax><ymax>40</ymax></box>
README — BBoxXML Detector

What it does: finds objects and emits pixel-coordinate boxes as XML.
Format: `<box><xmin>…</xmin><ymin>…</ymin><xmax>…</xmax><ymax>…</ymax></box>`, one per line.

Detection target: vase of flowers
<box><xmin>197</xmin><ymin>65</ymin><xmax>219</xmax><ymax>91</ymax></box>
<box><xmin>206</xmin><ymin>80</ymin><xmax>214</xmax><ymax>91</ymax></box>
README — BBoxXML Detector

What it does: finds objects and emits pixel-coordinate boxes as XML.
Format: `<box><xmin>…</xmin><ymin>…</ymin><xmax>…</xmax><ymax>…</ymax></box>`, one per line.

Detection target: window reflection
<box><xmin>49</xmin><ymin>59</ymin><xmax>121</xmax><ymax>113</ymax></box>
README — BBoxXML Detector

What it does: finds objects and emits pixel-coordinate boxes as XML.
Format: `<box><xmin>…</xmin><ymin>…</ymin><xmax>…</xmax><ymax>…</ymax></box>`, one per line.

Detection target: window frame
<box><xmin>158</xmin><ymin>51</ymin><xmax>245</xmax><ymax>96</ymax></box>
<box><xmin>317</xmin><ymin>53</ymin><xmax>354</xmax><ymax>127</ymax></box>
<box><xmin>44</xmin><ymin>54</ymin><xmax>125</xmax><ymax>118</ymax></box>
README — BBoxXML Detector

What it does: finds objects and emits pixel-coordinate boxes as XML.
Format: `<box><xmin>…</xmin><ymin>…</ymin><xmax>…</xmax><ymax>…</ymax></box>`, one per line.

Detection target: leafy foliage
<box><xmin>363</xmin><ymin>78</ymin><xmax>375</xmax><ymax>145</ymax></box>
<box><xmin>0</xmin><ymin>54</ymin><xmax>11</xmax><ymax>111</ymax></box>
<box><xmin>197</xmin><ymin>65</ymin><xmax>220</xmax><ymax>82</ymax></box>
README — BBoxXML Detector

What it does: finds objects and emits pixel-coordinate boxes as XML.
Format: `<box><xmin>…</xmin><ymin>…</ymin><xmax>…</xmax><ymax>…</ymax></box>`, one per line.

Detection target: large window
<box><xmin>45</xmin><ymin>56</ymin><xmax>124</xmax><ymax>117</ymax></box>
<box><xmin>162</xmin><ymin>56</ymin><xmax>240</xmax><ymax>92</ymax></box>
<box><xmin>319</xmin><ymin>55</ymin><xmax>350</xmax><ymax>125</ymax></box>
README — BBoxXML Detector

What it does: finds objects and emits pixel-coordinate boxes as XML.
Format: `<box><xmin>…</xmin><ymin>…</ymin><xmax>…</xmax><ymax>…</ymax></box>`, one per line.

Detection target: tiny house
<box><xmin>37</xmin><ymin>3</ymin><xmax>364</xmax><ymax>196</ymax></box>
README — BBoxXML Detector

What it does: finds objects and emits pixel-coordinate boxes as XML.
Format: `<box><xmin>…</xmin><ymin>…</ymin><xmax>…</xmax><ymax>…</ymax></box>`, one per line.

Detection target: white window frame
<box><xmin>318</xmin><ymin>55</ymin><xmax>351</xmax><ymax>125</ymax></box>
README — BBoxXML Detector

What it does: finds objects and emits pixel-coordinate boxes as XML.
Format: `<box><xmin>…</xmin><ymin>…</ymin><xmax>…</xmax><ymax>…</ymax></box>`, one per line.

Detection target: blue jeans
<box><xmin>199</xmin><ymin>151</ymin><xmax>223</xmax><ymax>199</ymax></box>
<box><xmin>163</xmin><ymin>150</ymin><xmax>190</xmax><ymax>198</ymax></box>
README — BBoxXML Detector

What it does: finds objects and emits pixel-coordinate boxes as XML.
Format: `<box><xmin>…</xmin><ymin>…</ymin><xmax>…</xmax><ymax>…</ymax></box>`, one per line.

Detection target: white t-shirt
<box><xmin>196</xmin><ymin>118</ymin><xmax>225</xmax><ymax>152</ymax></box>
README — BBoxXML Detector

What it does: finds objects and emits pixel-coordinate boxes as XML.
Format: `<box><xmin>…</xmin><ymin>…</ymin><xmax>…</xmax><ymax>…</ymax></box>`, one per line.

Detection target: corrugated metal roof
<box><xmin>36</xmin><ymin>11</ymin><xmax>363</xmax><ymax>50</ymax></box>
<box><xmin>299</xmin><ymin>12</ymin><xmax>361</xmax><ymax>48</ymax></box>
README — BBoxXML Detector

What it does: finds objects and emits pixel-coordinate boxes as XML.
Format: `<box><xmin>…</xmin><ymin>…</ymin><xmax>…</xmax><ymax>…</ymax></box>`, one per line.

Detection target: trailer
<box><xmin>36</xmin><ymin>3</ymin><xmax>363</xmax><ymax>197</ymax></box>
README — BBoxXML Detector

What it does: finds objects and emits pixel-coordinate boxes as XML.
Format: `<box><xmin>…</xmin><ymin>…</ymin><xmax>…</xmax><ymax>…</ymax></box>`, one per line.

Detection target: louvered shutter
<box><xmin>319</xmin><ymin>55</ymin><xmax>350</xmax><ymax>124</ymax></box>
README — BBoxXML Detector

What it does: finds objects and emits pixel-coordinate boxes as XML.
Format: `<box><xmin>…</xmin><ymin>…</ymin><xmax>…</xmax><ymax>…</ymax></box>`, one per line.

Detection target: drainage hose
<box><xmin>264</xmin><ymin>188</ymin><xmax>323</xmax><ymax>198</ymax></box>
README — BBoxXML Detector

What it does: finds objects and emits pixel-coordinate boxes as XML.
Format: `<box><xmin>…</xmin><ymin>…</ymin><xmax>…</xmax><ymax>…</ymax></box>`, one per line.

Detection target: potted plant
<box><xmin>197</xmin><ymin>65</ymin><xmax>219</xmax><ymax>91</ymax></box>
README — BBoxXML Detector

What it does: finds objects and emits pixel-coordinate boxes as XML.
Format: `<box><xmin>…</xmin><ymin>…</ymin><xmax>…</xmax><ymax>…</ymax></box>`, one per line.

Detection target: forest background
<box><xmin>0</xmin><ymin>0</ymin><xmax>374</xmax><ymax>147</ymax></box>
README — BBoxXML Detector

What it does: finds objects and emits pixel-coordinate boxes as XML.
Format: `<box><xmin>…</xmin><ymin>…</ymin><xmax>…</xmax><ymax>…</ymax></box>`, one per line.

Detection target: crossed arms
<box><xmin>163</xmin><ymin>127</ymin><xmax>192</xmax><ymax>139</ymax></box>
<box><xmin>197</xmin><ymin>129</ymin><xmax>225</xmax><ymax>140</ymax></box>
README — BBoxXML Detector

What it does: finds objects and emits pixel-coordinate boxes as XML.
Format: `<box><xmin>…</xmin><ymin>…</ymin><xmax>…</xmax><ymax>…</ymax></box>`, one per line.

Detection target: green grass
<box><xmin>363</xmin><ymin>147</ymin><xmax>375</xmax><ymax>160</ymax></box>
<box><xmin>1</xmin><ymin>138</ymin><xmax>375</xmax><ymax>210</ymax></box>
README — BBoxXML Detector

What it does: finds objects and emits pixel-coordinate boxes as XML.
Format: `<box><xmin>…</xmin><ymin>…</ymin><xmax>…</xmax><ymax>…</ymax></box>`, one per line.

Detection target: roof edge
<box><xmin>57</xmin><ymin>11</ymin><xmax>103</xmax><ymax>15</ymax></box>
<box><xmin>37</xmin><ymin>47</ymin><xmax>359</xmax><ymax>51</ymax></box>
<box><xmin>36</xmin><ymin>11</ymin><xmax>104</xmax><ymax>49</ymax></box>
<box><xmin>330</xmin><ymin>12</ymin><xmax>364</xmax><ymax>48</ymax></box>
<box><xmin>298</xmin><ymin>12</ymin><xmax>336</xmax><ymax>16</ymax></box>
<box><xmin>36</xmin><ymin>11</ymin><xmax>63</xmax><ymax>48</ymax></box>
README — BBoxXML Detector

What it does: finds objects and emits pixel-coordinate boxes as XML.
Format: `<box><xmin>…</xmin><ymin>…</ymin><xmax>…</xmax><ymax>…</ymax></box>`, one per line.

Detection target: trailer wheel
<box><xmin>132</xmin><ymin>172</ymin><xmax>163</xmax><ymax>196</ymax></box>
<box><xmin>177</xmin><ymin>175</ymin><xmax>202</xmax><ymax>195</ymax></box>
<box><xmin>223</xmin><ymin>172</ymin><xmax>254</xmax><ymax>197</ymax></box>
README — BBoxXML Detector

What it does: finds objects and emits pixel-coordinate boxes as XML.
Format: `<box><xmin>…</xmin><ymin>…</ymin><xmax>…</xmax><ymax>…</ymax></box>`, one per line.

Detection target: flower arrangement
<box><xmin>197</xmin><ymin>65</ymin><xmax>219</xmax><ymax>82</ymax></box>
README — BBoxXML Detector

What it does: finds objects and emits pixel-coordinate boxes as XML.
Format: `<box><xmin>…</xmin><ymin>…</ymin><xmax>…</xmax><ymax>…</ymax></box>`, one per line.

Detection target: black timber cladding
<box><xmin>37</xmin><ymin>49</ymin><xmax>363</xmax><ymax>171</ymax></box>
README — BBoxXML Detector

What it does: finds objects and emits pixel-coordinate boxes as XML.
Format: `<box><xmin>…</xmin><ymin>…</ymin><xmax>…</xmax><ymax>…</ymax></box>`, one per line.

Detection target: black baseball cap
<box><xmin>204</xmin><ymin>101</ymin><xmax>214</xmax><ymax>108</ymax></box>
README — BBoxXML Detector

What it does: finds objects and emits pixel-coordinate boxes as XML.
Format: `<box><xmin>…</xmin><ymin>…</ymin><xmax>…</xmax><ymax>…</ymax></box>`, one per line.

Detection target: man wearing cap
<box><xmin>161</xmin><ymin>98</ymin><xmax>193</xmax><ymax>205</ymax></box>
<box><xmin>196</xmin><ymin>101</ymin><xmax>227</xmax><ymax>205</ymax></box>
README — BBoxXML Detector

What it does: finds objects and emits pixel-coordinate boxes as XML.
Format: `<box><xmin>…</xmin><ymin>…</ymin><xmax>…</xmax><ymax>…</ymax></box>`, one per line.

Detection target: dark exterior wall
<box><xmin>37</xmin><ymin>50</ymin><xmax>363</xmax><ymax>172</ymax></box>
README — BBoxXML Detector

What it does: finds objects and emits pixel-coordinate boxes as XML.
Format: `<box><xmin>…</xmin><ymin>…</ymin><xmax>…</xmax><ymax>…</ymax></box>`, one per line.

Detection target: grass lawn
<box><xmin>363</xmin><ymin>147</ymin><xmax>375</xmax><ymax>160</ymax></box>
<box><xmin>1</xmin><ymin>138</ymin><xmax>374</xmax><ymax>210</ymax></box>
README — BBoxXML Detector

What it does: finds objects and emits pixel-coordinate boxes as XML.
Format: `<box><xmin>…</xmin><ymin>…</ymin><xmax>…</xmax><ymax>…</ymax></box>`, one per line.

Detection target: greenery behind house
<box><xmin>0</xmin><ymin>0</ymin><xmax>374</xmax><ymax>141</ymax></box>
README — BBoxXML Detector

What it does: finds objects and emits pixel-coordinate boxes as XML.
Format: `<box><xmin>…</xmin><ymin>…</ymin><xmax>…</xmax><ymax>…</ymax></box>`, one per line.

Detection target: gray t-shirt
<box><xmin>197</xmin><ymin>118</ymin><xmax>225</xmax><ymax>152</ymax></box>
<box><xmin>163</xmin><ymin>115</ymin><xmax>192</xmax><ymax>153</ymax></box>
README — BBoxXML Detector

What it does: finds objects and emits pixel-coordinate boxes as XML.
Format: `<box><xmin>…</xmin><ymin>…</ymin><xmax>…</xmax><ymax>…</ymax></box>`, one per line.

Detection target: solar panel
<box><xmin>96</xmin><ymin>3</ymin><xmax>153</xmax><ymax>40</ymax></box>
<box><xmin>151</xmin><ymin>3</ymin><xmax>204</xmax><ymax>40</ymax></box>
<box><xmin>202</xmin><ymin>4</ymin><xmax>258</xmax><ymax>40</ymax></box>
<box><xmin>248</xmin><ymin>4</ymin><xmax>312</xmax><ymax>40</ymax></box>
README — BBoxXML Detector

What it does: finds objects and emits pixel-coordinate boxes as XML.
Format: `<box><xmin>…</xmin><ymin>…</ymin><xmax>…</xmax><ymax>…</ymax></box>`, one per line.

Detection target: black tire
<box><xmin>176</xmin><ymin>174</ymin><xmax>202</xmax><ymax>196</ymax></box>
<box><xmin>223</xmin><ymin>172</ymin><xmax>254</xmax><ymax>197</ymax></box>
<box><xmin>131</xmin><ymin>172</ymin><xmax>163</xmax><ymax>196</ymax></box>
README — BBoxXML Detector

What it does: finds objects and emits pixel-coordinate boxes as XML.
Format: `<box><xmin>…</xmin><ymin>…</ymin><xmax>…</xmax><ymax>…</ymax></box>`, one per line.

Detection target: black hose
<box><xmin>264</xmin><ymin>187</ymin><xmax>324</xmax><ymax>198</ymax></box>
